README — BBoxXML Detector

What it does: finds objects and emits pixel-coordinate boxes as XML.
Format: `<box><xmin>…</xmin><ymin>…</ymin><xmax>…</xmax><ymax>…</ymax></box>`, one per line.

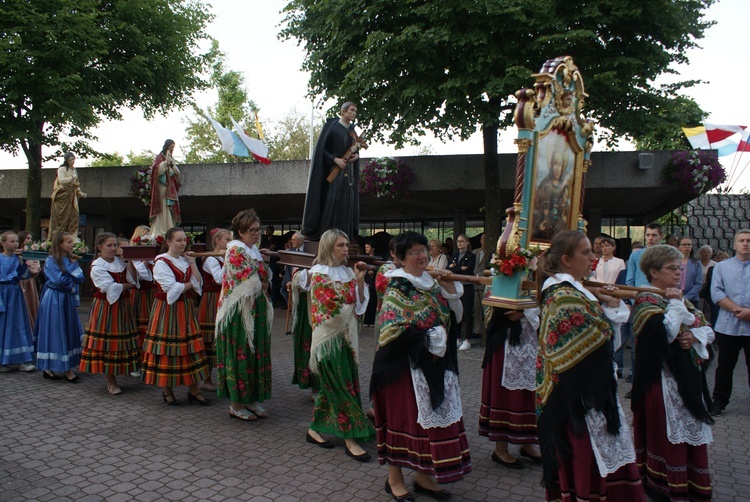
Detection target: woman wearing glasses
<box><xmin>631</xmin><ymin>244</ymin><xmax>714</xmax><ymax>501</ymax></box>
<box><xmin>215</xmin><ymin>209</ymin><xmax>274</xmax><ymax>421</ymax></box>
<box><xmin>677</xmin><ymin>237</ymin><xmax>703</xmax><ymax>303</ymax></box>
<box><xmin>372</xmin><ymin>231</ymin><xmax>470</xmax><ymax>501</ymax></box>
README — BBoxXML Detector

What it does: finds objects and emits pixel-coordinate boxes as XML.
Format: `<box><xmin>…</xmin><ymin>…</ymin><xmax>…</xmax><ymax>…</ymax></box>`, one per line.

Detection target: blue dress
<box><xmin>34</xmin><ymin>256</ymin><xmax>85</xmax><ymax>371</ymax></box>
<box><xmin>0</xmin><ymin>253</ymin><xmax>34</xmax><ymax>365</ymax></box>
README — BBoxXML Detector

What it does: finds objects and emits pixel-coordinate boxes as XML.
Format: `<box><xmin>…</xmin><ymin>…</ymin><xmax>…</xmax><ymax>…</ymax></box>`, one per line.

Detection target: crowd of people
<box><xmin>1</xmin><ymin>219</ymin><xmax>748</xmax><ymax>501</ymax></box>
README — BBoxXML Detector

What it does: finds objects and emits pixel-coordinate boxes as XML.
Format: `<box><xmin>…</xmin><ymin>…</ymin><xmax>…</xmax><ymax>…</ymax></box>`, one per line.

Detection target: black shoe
<box><xmin>414</xmin><ymin>480</ymin><xmax>451</xmax><ymax>500</ymax></box>
<box><xmin>162</xmin><ymin>391</ymin><xmax>180</xmax><ymax>406</ymax></box>
<box><xmin>519</xmin><ymin>448</ymin><xmax>543</xmax><ymax>464</ymax></box>
<box><xmin>305</xmin><ymin>431</ymin><xmax>334</xmax><ymax>449</ymax></box>
<box><xmin>491</xmin><ymin>451</ymin><xmax>524</xmax><ymax>469</ymax></box>
<box><xmin>344</xmin><ymin>444</ymin><xmax>371</xmax><ymax>462</ymax></box>
<box><xmin>64</xmin><ymin>374</ymin><xmax>80</xmax><ymax>383</ymax></box>
<box><xmin>709</xmin><ymin>402</ymin><xmax>725</xmax><ymax>417</ymax></box>
<box><xmin>187</xmin><ymin>392</ymin><xmax>211</xmax><ymax>406</ymax></box>
<box><xmin>42</xmin><ymin>371</ymin><xmax>61</xmax><ymax>381</ymax></box>
<box><xmin>385</xmin><ymin>479</ymin><xmax>416</xmax><ymax>502</ymax></box>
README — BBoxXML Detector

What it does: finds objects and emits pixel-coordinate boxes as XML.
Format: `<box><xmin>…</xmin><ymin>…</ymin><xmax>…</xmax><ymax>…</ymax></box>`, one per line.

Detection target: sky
<box><xmin>2</xmin><ymin>0</ymin><xmax>749</xmax><ymax>190</ymax></box>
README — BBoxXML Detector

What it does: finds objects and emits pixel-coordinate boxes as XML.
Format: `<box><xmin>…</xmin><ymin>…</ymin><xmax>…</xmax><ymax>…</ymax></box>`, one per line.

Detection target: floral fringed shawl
<box><xmin>308</xmin><ymin>265</ymin><xmax>368</xmax><ymax>374</ymax></box>
<box><xmin>215</xmin><ymin>240</ymin><xmax>273</xmax><ymax>353</ymax></box>
<box><xmin>631</xmin><ymin>292</ymin><xmax>714</xmax><ymax>426</ymax></box>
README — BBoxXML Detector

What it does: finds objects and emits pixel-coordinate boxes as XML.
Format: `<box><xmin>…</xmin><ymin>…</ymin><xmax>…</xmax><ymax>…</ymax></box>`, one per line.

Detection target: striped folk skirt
<box><xmin>130</xmin><ymin>287</ymin><xmax>154</xmax><ymax>352</ymax></box>
<box><xmin>373</xmin><ymin>372</ymin><xmax>472</xmax><ymax>484</ymax></box>
<box><xmin>79</xmin><ymin>297</ymin><xmax>139</xmax><ymax>375</ymax></box>
<box><xmin>142</xmin><ymin>297</ymin><xmax>208</xmax><ymax>387</ymax></box>
<box><xmin>632</xmin><ymin>379</ymin><xmax>712</xmax><ymax>502</ymax></box>
<box><xmin>478</xmin><ymin>343</ymin><xmax>538</xmax><ymax>444</ymax></box>
<box><xmin>545</xmin><ymin>425</ymin><xmax>646</xmax><ymax>502</ymax></box>
<box><xmin>197</xmin><ymin>289</ymin><xmax>219</xmax><ymax>367</ymax></box>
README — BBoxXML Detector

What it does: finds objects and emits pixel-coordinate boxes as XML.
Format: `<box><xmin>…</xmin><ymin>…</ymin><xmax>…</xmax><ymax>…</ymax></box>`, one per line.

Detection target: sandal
<box><xmin>245</xmin><ymin>403</ymin><xmax>268</xmax><ymax>418</ymax></box>
<box><xmin>229</xmin><ymin>406</ymin><xmax>257</xmax><ymax>421</ymax></box>
<box><xmin>162</xmin><ymin>391</ymin><xmax>179</xmax><ymax>405</ymax></box>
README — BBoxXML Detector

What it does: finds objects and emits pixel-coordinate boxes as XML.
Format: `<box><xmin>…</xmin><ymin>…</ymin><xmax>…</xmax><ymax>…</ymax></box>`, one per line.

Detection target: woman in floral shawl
<box><xmin>215</xmin><ymin>209</ymin><xmax>273</xmax><ymax>421</ymax></box>
<box><xmin>371</xmin><ymin>231</ymin><xmax>470</xmax><ymax>501</ymax></box>
<box><xmin>536</xmin><ymin>231</ymin><xmax>645</xmax><ymax>502</ymax></box>
<box><xmin>631</xmin><ymin>245</ymin><xmax>714</xmax><ymax>501</ymax></box>
<box><xmin>304</xmin><ymin>229</ymin><xmax>374</xmax><ymax>462</ymax></box>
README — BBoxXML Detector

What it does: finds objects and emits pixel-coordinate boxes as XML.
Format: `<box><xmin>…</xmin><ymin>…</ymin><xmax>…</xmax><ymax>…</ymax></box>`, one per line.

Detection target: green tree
<box><xmin>0</xmin><ymin>0</ymin><xmax>213</xmax><ymax>235</ymax></box>
<box><xmin>183</xmin><ymin>42</ymin><xmax>259</xmax><ymax>164</ymax></box>
<box><xmin>266</xmin><ymin>107</ymin><xmax>323</xmax><ymax>161</ymax></box>
<box><xmin>88</xmin><ymin>153</ymin><xmax>125</xmax><ymax>168</ymax></box>
<box><xmin>634</xmin><ymin>94</ymin><xmax>709</xmax><ymax>150</ymax></box>
<box><xmin>281</xmin><ymin>0</ymin><xmax>714</xmax><ymax>257</ymax></box>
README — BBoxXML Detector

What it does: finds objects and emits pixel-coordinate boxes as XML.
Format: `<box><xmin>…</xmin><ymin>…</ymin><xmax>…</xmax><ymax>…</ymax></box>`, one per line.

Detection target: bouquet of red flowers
<box><xmin>489</xmin><ymin>247</ymin><xmax>538</xmax><ymax>277</ymax></box>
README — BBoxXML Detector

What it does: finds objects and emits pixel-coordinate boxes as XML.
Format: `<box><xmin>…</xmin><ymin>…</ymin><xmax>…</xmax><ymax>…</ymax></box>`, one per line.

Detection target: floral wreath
<box><xmin>489</xmin><ymin>246</ymin><xmax>539</xmax><ymax>277</ymax></box>
<box><xmin>129</xmin><ymin>166</ymin><xmax>151</xmax><ymax>206</ymax></box>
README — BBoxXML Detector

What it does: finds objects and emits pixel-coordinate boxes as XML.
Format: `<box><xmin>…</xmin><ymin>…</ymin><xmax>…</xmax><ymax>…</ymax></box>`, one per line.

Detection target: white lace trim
<box><xmin>585</xmin><ymin>399</ymin><xmax>636</xmax><ymax>476</ymax></box>
<box><xmin>410</xmin><ymin>368</ymin><xmax>463</xmax><ymax>429</ymax></box>
<box><xmin>501</xmin><ymin>318</ymin><xmax>537</xmax><ymax>391</ymax></box>
<box><xmin>662</xmin><ymin>368</ymin><xmax>713</xmax><ymax>446</ymax></box>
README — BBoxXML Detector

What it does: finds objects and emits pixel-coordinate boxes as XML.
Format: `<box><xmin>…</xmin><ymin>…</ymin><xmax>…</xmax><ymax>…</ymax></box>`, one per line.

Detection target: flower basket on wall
<box><xmin>360</xmin><ymin>157</ymin><xmax>415</xmax><ymax>198</ymax></box>
<box><xmin>129</xmin><ymin>166</ymin><xmax>152</xmax><ymax>206</ymax></box>
<box><xmin>664</xmin><ymin>150</ymin><xmax>726</xmax><ymax>196</ymax></box>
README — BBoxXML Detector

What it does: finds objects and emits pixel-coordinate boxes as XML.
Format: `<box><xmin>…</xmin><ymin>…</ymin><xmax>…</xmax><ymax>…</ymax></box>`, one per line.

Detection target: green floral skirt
<box><xmin>291</xmin><ymin>292</ymin><xmax>317</xmax><ymax>390</ymax></box>
<box><xmin>215</xmin><ymin>294</ymin><xmax>271</xmax><ymax>403</ymax></box>
<box><xmin>310</xmin><ymin>336</ymin><xmax>375</xmax><ymax>441</ymax></box>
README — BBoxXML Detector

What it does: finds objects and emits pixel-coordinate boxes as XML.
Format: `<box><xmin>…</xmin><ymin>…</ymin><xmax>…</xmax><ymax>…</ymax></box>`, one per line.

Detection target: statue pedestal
<box><xmin>482</xmin><ymin>271</ymin><xmax>536</xmax><ymax>310</ymax></box>
<box><xmin>121</xmin><ymin>245</ymin><xmax>159</xmax><ymax>260</ymax></box>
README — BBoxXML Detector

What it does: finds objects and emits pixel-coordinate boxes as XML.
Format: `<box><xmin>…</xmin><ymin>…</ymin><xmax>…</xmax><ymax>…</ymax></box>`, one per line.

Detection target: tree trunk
<box><xmin>482</xmin><ymin>99</ymin><xmax>502</xmax><ymax>265</ymax></box>
<box><xmin>23</xmin><ymin>124</ymin><xmax>44</xmax><ymax>236</ymax></box>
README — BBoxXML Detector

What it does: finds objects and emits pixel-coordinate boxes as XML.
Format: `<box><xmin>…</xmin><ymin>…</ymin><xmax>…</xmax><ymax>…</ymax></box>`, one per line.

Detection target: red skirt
<box><xmin>478</xmin><ymin>343</ymin><xmax>538</xmax><ymax>444</ymax></box>
<box><xmin>373</xmin><ymin>372</ymin><xmax>472</xmax><ymax>484</ymax></box>
<box><xmin>546</xmin><ymin>425</ymin><xmax>646</xmax><ymax>502</ymax></box>
<box><xmin>632</xmin><ymin>378</ymin><xmax>712</xmax><ymax>501</ymax></box>
<box><xmin>197</xmin><ymin>289</ymin><xmax>219</xmax><ymax>366</ymax></box>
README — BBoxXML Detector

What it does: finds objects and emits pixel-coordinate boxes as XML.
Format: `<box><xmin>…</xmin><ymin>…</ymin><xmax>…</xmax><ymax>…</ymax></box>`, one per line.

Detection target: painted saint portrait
<box><xmin>530</xmin><ymin>131</ymin><xmax>575</xmax><ymax>241</ymax></box>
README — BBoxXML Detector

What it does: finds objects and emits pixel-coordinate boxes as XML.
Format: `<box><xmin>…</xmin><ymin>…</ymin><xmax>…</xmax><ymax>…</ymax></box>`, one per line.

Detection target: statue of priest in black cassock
<box><xmin>301</xmin><ymin>102</ymin><xmax>362</xmax><ymax>241</ymax></box>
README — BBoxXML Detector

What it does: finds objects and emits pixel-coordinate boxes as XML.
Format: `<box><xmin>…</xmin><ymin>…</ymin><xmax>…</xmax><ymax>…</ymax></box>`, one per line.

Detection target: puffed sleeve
<box><xmin>293</xmin><ymin>269</ymin><xmax>310</xmax><ymax>292</ymax></box>
<box><xmin>524</xmin><ymin>307</ymin><xmax>541</xmax><ymax>332</ymax></box>
<box><xmin>91</xmin><ymin>264</ymin><xmax>123</xmax><ymax>305</ymax></box>
<box><xmin>439</xmin><ymin>282</ymin><xmax>464</xmax><ymax>323</ymax></box>
<box><xmin>663</xmin><ymin>299</ymin><xmax>697</xmax><ymax>343</ymax></box>
<box><xmin>354</xmin><ymin>278</ymin><xmax>370</xmax><ymax>316</ymax></box>
<box><xmin>204</xmin><ymin>256</ymin><xmax>223</xmax><ymax>284</ymax></box>
<box><xmin>689</xmin><ymin>326</ymin><xmax>715</xmax><ymax>360</ymax></box>
<box><xmin>134</xmin><ymin>261</ymin><xmax>153</xmax><ymax>281</ymax></box>
<box><xmin>153</xmin><ymin>260</ymin><xmax>184</xmax><ymax>305</ymax></box>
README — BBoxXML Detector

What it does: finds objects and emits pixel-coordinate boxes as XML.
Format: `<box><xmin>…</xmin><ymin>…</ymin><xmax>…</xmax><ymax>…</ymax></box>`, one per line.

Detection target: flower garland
<box><xmin>130</xmin><ymin>234</ymin><xmax>164</xmax><ymax>246</ymax></box>
<box><xmin>360</xmin><ymin>157</ymin><xmax>415</xmax><ymax>198</ymax></box>
<box><xmin>129</xmin><ymin>166</ymin><xmax>151</xmax><ymax>206</ymax></box>
<box><xmin>489</xmin><ymin>247</ymin><xmax>539</xmax><ymax>277</ymax></box>
<box><xmin>25</xmin><ymin>239</ymin><xmax>89</xmax><ymax>254</ymax></box>
<box><xmin>664</xmin><ymin>150</ymin><xmax>725</xmax><ymax>196</ymax></box>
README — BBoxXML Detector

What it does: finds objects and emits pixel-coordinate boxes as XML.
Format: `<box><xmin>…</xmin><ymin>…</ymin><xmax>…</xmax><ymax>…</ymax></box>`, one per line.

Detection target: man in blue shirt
<box><xmin>626</xmin><ymin>223</ymin><xmax>664</xmax><ymax>287</ymax></box>
<box><xmin>710</xmin><ymin>229</ymin><xmax>750</xmax><ymax>416</ymax></box>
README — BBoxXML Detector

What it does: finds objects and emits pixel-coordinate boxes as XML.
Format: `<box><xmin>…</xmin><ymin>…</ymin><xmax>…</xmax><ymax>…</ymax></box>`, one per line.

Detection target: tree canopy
<box><xmin>0</xmin><ymin>0</ymin><xmax>214</xmax><ymax>234</ymax></box>
<box><xmin>281</xmin><ymin>0</ymin><xmax>715</xmax><ymax>252</ymax></box>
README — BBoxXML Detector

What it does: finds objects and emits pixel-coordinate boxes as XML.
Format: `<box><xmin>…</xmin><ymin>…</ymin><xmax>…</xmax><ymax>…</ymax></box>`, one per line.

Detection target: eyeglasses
<box><xmin>406</xmin><ymin>248</ymin><xmax>429</xmax><ymax>257</ymax></box>
<box><xmin>247</xmin><ymin>227</ymin><xmax>261</xmax><ymax>234</ymax></box>
<box><xmin>661</xmin><ymin>265</ymin><xmax>684</xmax><ymax>272</ymax></box>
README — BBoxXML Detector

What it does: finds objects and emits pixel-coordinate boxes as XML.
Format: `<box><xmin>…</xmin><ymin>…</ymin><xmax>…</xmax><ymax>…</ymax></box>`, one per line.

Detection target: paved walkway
<box><xmin>2</xmin><ymin>305</ymin><xmax>750</xmax><ymax>501</ymax></box>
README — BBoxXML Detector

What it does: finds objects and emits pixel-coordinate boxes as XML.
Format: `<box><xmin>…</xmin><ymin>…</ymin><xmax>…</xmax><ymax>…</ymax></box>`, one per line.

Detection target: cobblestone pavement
<box><xmin>2</xmin><ymin>304</ymin><xmax>750</xmax><ymax>501</ymax></box>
